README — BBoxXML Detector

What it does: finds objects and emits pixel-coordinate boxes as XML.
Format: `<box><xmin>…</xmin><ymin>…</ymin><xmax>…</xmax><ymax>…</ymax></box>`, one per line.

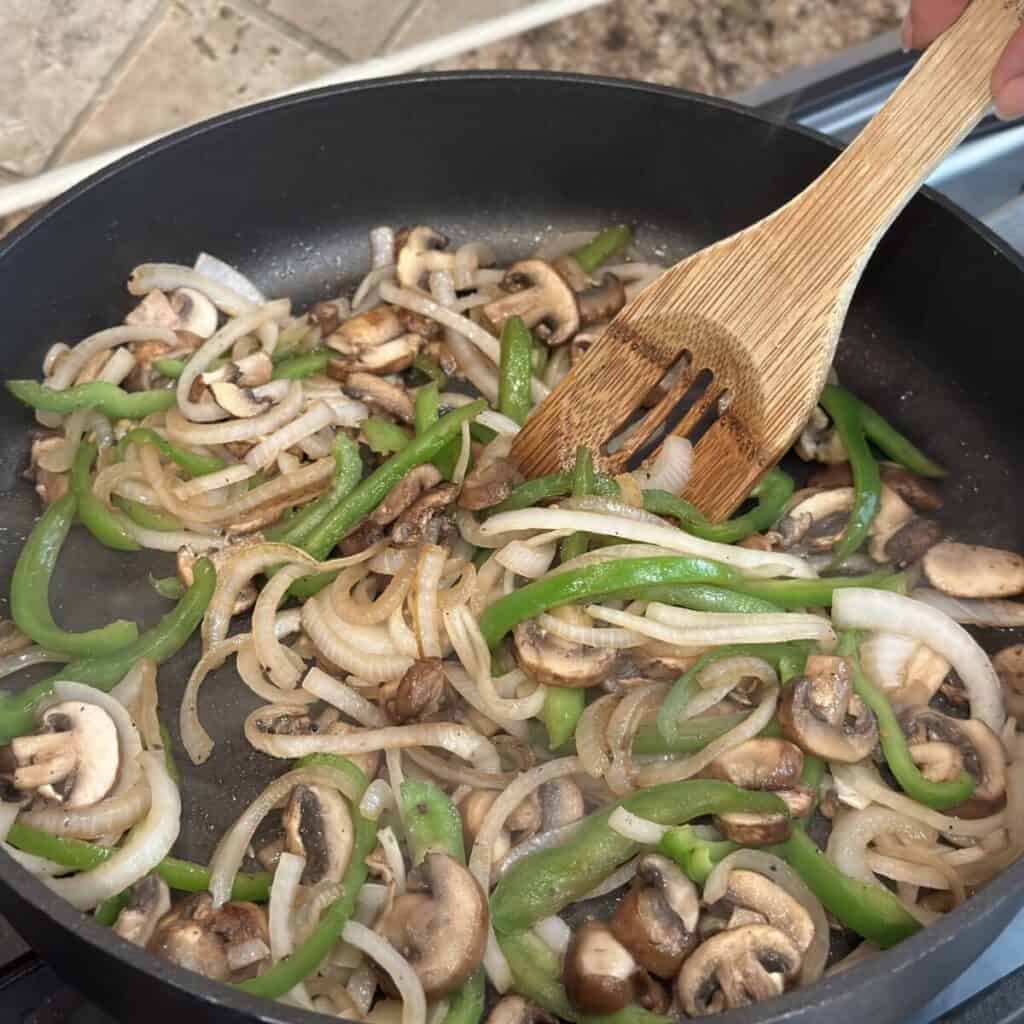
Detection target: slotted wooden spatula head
<box><xmin>512</xmin><ymin>0</ymin><xmax>1020</xmax><ymax>521</ymax></box>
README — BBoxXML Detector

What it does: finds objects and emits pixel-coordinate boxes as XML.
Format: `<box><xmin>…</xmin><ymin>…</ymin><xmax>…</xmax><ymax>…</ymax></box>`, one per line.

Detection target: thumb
<box><xmin>901</xmin><ymin>0</ymin><xmax>970</xmax><ymax>49</ymax></box>
<box><xmin>993</xmin><ymin>24</ymin><xmax>1024</xmax><ymax>120</ymax></box>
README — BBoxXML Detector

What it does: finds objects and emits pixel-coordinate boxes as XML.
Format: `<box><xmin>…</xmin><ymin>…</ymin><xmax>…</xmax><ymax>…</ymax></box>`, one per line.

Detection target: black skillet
<box><xmin>0</xmin><ymin>72</ymin><xmax>1021</xmax><ymax>1024</ymax></box>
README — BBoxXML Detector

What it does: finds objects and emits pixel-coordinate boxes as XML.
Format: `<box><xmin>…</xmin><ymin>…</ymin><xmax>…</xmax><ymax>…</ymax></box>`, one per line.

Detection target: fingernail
<box><xmin>994</xmin><ymin>75</ymin><xmax>1024</xmax><ymax>120</ymax></box>
<box><xmin>899</xmin><ymin>13</ymin><xmax>913</xmax><ymax>52</ymax></box>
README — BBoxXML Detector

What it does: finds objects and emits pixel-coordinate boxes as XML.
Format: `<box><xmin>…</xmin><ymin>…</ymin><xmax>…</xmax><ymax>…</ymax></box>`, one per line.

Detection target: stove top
<box><xmin>3</xmin><ymin>30</ymin><xmax>1024</xmax><ymax>1023</ymax></box>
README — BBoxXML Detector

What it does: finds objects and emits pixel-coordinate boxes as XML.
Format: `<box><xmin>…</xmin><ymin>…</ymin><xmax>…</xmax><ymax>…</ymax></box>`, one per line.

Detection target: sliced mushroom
<box><xmin>372</xmin><ymin>465</ymin><xmax>444</xmax><ymax>526</ymax></box>
<box><xmin>458</xmin><ymin>456</ymin><xmax>523</xmax><ymax>512</ymax></box>
<box><xmin>993</xmin><ymin>644</ymin><xmax>1024</xmax><ymax>718</ymax></box>
<box><xmin>537</xmin><ymin>777</ymin><xmax>585</xmax><ymax>831</ymax></box>
<box><xmin>610</xmin><ymin>854</ymin><xmax>699</xmax><ymax>978</ymax></box>
<box><xmin>309</xmin><ymin>299</ymin><xmax>348</xmax><ymax>337</ymax></box>
<box><xmin>210</xmin><ymin>381</ymin><xmax>270</xmax><ymax>418</ymax></box>
<box><xmin>396</xmin><ymin>226</ymin><xmax>456</xmax><ymax>289</ymax></box>
<box><xmin>564</xmin><ymin>920</ymin><xmax>642</xmax><ymax>1014</ymax></box>
<box><xmin>148</xmin><ymin>893</ymin><xmax>270</xmax><ymax>982</ymax></box>
<box><xmin>881</xmin><ymin>516</ymin><xmax>944</xmax><ymax>567</ymax></box>
<box><xmin>577</xmin><ymin>273</ymin><xmax>627</xmax><ymax>326</ymax></box>
<box><xmin>283</xmin><ymin>783</ymin><xmax>354</xmax><ymax>885</ymax></box>
<box><xmin>170</xmin><ymin>288</ymin><xmax>219</xmax><ymax>338</ymax></box>
<box><xmin>345</xmin><ymin>372</ymin><xmax>414</xmax><ymax>423</ymax></box>
<box><xmin>776</xmin><ymin>488</ymin><xmax>854</xmax><ymax>551</ymax></box>
<box><xmin>387</xmin><ymin>659</ymin><xmax>447</xmax><ymax>723</ymax></box>
<box><xmin>706</xmin><ymin>739</ymin><xmax>804</xmax><ymax>791</ymax></box>
<box><xmin>900</xmin><ymin>708</ymin><xmax>1006</xmax><ymax>817</ymax></box>
<box><xmin>113</xmin><ymin>875</ymin><xmax>171</xmax><ymax>947</ymax></box>
<box><xmin>867</xmin><ymin>487</ymin><xmax>916</xmax><ymax>562</ymax></box>
<box><xmin>391</xmin><ymin>482</ymin><xmax>459</xmax><ymax>547</ymax></box>
<box><xmin>795</xmin><ymin>406</ymin><xmax>847</xmax><ymax>465</ymax></box>
<box><xmin>483</xmin><ymin>260</ymin><xmax>580</xmax><ymax>346</ymax></box>
<box><xmin>374</xmin><ymin>852</ymin><xmax>488</xmax><ymax>998</ymax></box>
<box><xmin>513</xmin><ymin>620</ymin><xmax>618</xmax><ymax>688</ymax></box>
<box><xmin>714</xmin><ymin>810</ymin><xmax>791</xmax><ymax>846</ymax></box>
<box><xmin>779</xmin><ymin>655</ymin><xmax>878</xmax><ymax>762</ymax></box>
<box><xmin>125</xmin><ymin>289</ymin><xmax>180</xmax><ymax>329</ymax></box>
<box><xmin>9</xmin><ymin>701</ymin><xmax>119</xmax><ymax>806</ymax></box>
<box><xmin>350</xmin><ymin>334</ymin><xmax>421</xmax><ymax>374</ymax></box>
<box><xmin>457</xmin><ymin>789</ymin><xmax>511</xmax><ymax>865</ymax></box>
<box><xmin>809</xmin><ymin>462</ymin><xmax>944</xmax><ymax>512</ymax></box>
<box><xmin>485</xmin><ymin>996</ymin><xmax>557</xmax><ymax>1024</ymax></box>
<box><xmin>201</xmin><ymin>351</ymin><xmax>274</xmax><ymax>388</ymax></box>
<box><xmin>328</xmin><ymin>305</ymin><xmax>405</xmax><ymax>351</ymax></box>
<box><xmin>26</xmin><ymin>434</ymin><xmax>70</xmax><ymax>505</ymax></box>
<box><xmin>719</xmin><ymin>870</ymin><xmax>814</xmax><ymax>955</ymax></box>
<box><xmin>676</xmin><ymin>924</ymin><xmax>802</xmax><ymax>1016</ymax></box>
<box><xmin>922</xmin><ymin>542</ymin><xmax>1024</xmax><ymax>598</ymax></box>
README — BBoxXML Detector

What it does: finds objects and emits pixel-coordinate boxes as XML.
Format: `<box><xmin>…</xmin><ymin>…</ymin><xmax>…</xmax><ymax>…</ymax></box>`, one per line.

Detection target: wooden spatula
<box><xmin>513</xmin><ymin>0</ymin><xmax>1020</xmax><ymax>521</ymax></box>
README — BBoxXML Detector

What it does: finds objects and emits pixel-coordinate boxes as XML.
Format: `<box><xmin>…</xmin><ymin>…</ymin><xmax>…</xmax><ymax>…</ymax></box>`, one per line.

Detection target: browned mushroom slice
<box><xmin>396</xmin><ymin>226</ymin><xmax>456</xmax><ymax>288</ymax></box>
<box><xmin>170</xmin><ymin>288</ymin><xmax>219</xmax><ymax>338</ymax></box>
<box><xmin>867</xmin><ymin>487</ymin><xmax>917</xmax><ymax>562</ymax></box>
<box><xmin>779</xmin><ymin>655</ymin><xmax>878</xmax><ymax>762</ymax></box>
<box><xmin>25</xmin><ymin>434</ymin><xmax>70</xmax><ymax>505</ymax></box>
<box><xmin>210</xmin><ymin>381</ymin><xmax>271</xmax><ymax>418</ymax></box>
<box><xmin>372</xmin><ymin>465</ymin><xmax>444</xmax><ymax>526</ymax></box>
<box><xmin>148</xmin><ymin>893</ymin><xmax>270</xmax><ymax>982</ymax></box>
<box><xmin>113</xmin><ymin>875</ymin><xmax>171</xmax><ymax>947</ymax></box>
<box><xmin>374</xmin><ymin>852</ymin><xmax>488</xmax><ymax>998</ymax></box>
<box><xmin>458</xmin><ymin>456</ymin><xmax>524</xmax><ymax>511</ymax></box>
<box><xmin>351</xmin><ymin>333</ymin><xmax>422</xmax><ymax>374</ymax></box>
<box><xmin>563</xmin><ymin>920</ymin><xmax>642</xmax><ymax>1014</ymax></box>
<box><xmin>457</xmin><ymin>789</ymin><xmax>511</xmax><ymax>864</ymax></box>
<box><xmin>537</xmin><ymin>777</ymin><xmax>585</xmax><ymax>831</ymax></box>
<box><xmin>881</xmin><ymin>516</ymin><xmax>944</xmax><ymax>567</ymax></box>
<box><xmin>706</xmin><ymin>739</ymin><xmax>804</xmax><ymax>791</ymax></box>
<box><xmin>201</xmin><ymin>351</ymin><xmax>274</xmax><ymax>389</ymax></box>
<box><xmin>391</xmin><ymin>482</ymin><xmax>459</xmax><ymax>547</ymax></box>
<box><xmin>345</xmin><ymin>372</ymin><xmax>415</xmax><ymax>423</ymax></box>
<box><xmin>809</xmin><ymin>462</ymin><xmax>944</xmax><ymax>512</ymax></box>
<box><xmin>485</xmin><ymin>996</ymin><xmax>557</xmax><ymax>1024</ymax></box>
<box><xmin>922</xmin><ymin>542</ymin><xmax>1024</xmax><ymax>598</ymax></box>
<box><xmin>993</xmin><ymin>644</ymin><xmax>1024</xmax><ymax>718</ymax></box>
<box><xmin>899</xmin><ymin>707</ymin><xmax>1006</xmax><ymax>817</ymax></box>
<box><xmin>387</xmin><ymin>659</ymin><xmax>447</xmax><ymax>723</ymax></box>
<box><xmin>795</xmin><ymin>407</ymin><xmax>847</xmax><ymax>465</ymax></box>
<box><xmin>577</xmin><ymin>273</ymin><xmax>627</xmax><ymax>326</ymax></box>
<box><xmin>282</xmin><ymin>783</ymin><xmax>355</xmax><ymax>884</ymax></box>
<box><xmin>610</xmin><ymin>854</ymin><xmax>699</xmax><ymax>978</ymax></box>
<box><xmin>776</xmin><ymin>489</ymin><xmax>854</xmax><ymax>551</ymax></box>
<box><xmin>483</xmin><ymin>260</ymin><xmax>581</xmax><ymax>346</ymax></box>
<box><xmin>513</xmin><ymin>620</ymin><xmax>619</xmax><ymax>688</ymax></box>
<box><xmin>675</xmin><ymin>924</ymin><xmax>802</xmax><ymax>1016</ymax></box>
<box><xmin>719</xmin><ymin>870</ymin><xmax>815</xmax><ymax>955</ymax></box>
<box><xmin>714</xmin><ymin>810</ymin><xmax>791</xmax><ymax>846</ymax></box>
<box><xmin>328</xmin><ymin>306</ymin><xmax>405</xmax><ymax>351</ymax></box>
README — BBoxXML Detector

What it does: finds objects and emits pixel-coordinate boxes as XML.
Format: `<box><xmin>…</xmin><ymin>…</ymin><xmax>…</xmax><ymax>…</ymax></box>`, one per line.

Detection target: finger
<box><xmin>902</xmin><ymin>0</ymin><xmax>970</xmax><ymax>50</ymax></box>
<box><xmin>992</xmin><ymin>23</ymin><xmax>1024</xmax><ymax>119</ymax></box>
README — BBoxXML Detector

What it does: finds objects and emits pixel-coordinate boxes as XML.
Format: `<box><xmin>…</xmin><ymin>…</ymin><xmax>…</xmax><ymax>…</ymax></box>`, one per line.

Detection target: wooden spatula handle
<box><xmin>797</xmin><ymin>0</ymin><xmax>1020</xmax><ymax>274</ymax></box>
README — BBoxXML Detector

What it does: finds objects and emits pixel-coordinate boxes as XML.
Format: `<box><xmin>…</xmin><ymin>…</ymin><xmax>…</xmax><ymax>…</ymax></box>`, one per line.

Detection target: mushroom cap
<box><xmin>170</xmin><ymin>288</ymin><xmax>218</xmax><ymax>339</ymax></box>
<box><xmin>993</xmin><ymin>644</ymin><xmax>1024</xmax><ymax>718</ymax></box>
<box><xmin>485</xmin><ymin>996</ymin><xmax>557</xmax><ymax>1024</ymax></box>
<box><xmin>113</xmin><ymin>875</ymin><xmax>171</xmax><ymax>947</ymax></box>
<box><xmin>706</xmin><ymin>738</ymin><xmax>804</xmax><ymax>791</ymax></box>
<box><xmin>329</xmin><ymin>305</ymin><xmax>405</xmax><ymax>351</ymax></box>
<box><xmin>388</xmin><ymin>659</ymin><xmax>447</xmax><ymax>723</ymax></box>
<box><xmin>779</xmin><ymin>655</ymin><xmax>878</xmax><ymax>763</ymax></box>
<box><xmin>391</xmin><ymin>482</ymin><xmax>459</xmax><ymax>548</ymax></box>
<box><xmin>922</xmin><ymin>542</ymin><xmax>1024</xmax><ymax>598</ymax></box>
<box><xmin>513</xmin><ymin>621</ymin><xmax>618</xmax><ymax>688</ymax></box>
<box><xmin>676</xmin><ymin>924</ymin><xmax>802</xmax><ymax>1017</ymax></box>
<box><xmin>374</xmin><ymin>852</ymin><xmax>487</xmax><ymax>998</ymax></box>
<box><xmin>209</xmin><ymin>382</ymin><xmax>270</xmax><ymax>419</ymax></box>
<box><xmin>714</xmin><ymin>810</ymin><xmax>791</xmax><ymax>847</ymax></box>
<box><xmin>484</xmin><ymin>260</ymin><xmax>580</xmax><ymax>347</ymax></box>
<box><xmin>396</xmin><ymin>226</ymin><xmax>453</xmax><ymax>288</ymax></box>
<box><xmin>538</xmin><ymin>777</ymin><xmax>585</xmax><ymax>832</ymax></box>
<box><xmin>881</xmin><ymin>516</ymin><xmax>944</xmax><ymax>567</ymax></box>
<box><xmin>345</xmin><ymin>372</ymin><xmax>415</xmax><ymax>423</ymax></box>
<box><xmin>563</xmin><ymin>920</ymin><xmax>639</xmax><ymax>1014</ymax></box>
<box><xmin>458</xmin><ymin>456</ymin><xmax>523</xmax><ymax>512</ymax></box>
<box><xmin>282</xmin><ymin>783</ymin><xmax>355</xmax><ymax>885</ymax></box>
<box><xmin>777</xmin><ymin>488</ymin><xmax>854</xmax><ymax>551</ymax></box>
<box><xmin>722</xmin><ymin>870</ymin><xmax>815</xmax><ymax>954</ymax></box>
<box><xmin>577</xmin><ymin>273</ymin><xmax>627</xmax><ymax>327</ymax></box>
<box><xmin>35</xmin><ymin>701</ymin><xmax>120</xmax><ymax>807</ymax></box>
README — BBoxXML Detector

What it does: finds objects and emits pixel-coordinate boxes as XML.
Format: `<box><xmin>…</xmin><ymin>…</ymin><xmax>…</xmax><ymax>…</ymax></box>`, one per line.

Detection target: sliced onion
<box><xmin>560</xmin><ymin>495</ymin><xmax>665</xmax><ymax>524</ymax></box>
<box><xmin>412</xmin><ymin>545</ymin><xmax>446</xmax><ymax>659</ymax></box>
<box><xmin>635</xmin><ymin>435</ymin><xmax>693</xmax><ymax>494</ymax></box>
<box><xmin>703</xmin><ymin>850</ymin><xmax>829</xmax><ymax>985</ymax></box>
<box><xmin>304</xmin><ymin>596</ymin><xmax>413</xmax><ymax>682</ymax></box>
<box><xmin>866</xmin><ymin>851</ymin><xmax>951</xmax><ymax>891</ymax></box>
<box><xmin>370</xmin><ymin>227</ymin><xmax>395</xmax><ymax>269</ymax></box>
<box><xmin>582</xmin><ymin>857</ymin><xmax>639</xmax><ymax>899</ymax></box>
<box><xmin>98</xmin><ymin>348</ymin><xmax>137</xmax><ymax>385</ymax></box>
<box><xmin>826</xmin><ymin>806</ymin><xmax>936</xmax><ymax>885</ymax></box>
<box><xmin>494</xmin><ymin>822</ymin><xmax>582</xmax><ymax>880</ymax></box>
<box><xmin>441</xmin><ymin>667</ymin><xmax>528</xmax><ymax>741</ymax></box>
<box><xmin>608</xmin><ymin>807</ymin><xmax>669</xmax><ymax>844</ymax></box>
<box><xmin>533</xmin><ymin>915</ymin><xmax>571</xmax><ymax>955</ymax></box>
<box><xmin>479</xmin><ymin>508</ymin><xmax>815</xmax><ymax>579</ymax></box>
<box><xmin>181</xmin><ymin>636</ymin><xmax>249</xmax><ymax>764</ymax></box>
<box><xmin>269</xmin><ymin>851</ymin><xmax>305</xmax><ymax>961</ymax></box>
<box><xmin>532</xmin><ymin>230</ymin><xmax>597</xmax><ymax>261</ymax></box>
<box><xmin>19</xmin><ymin>779</ymin><xmax>150</xmax><ymax>839</ymax></box>
<box><xmin>404</xmin><ymin>747</ymin><xmax>512</xmax><ymax>790</ymax></box>
<box><xmin>388</xmin><ymin>605</ymin><xmax>421</xmax><ymax>659</ymax></box>
<box><xmin>331</xmin><ymin>565</ymin><xmax>413</xmax><ymax>626</ymax></box>
<box><xmin>163</xmin><ymin>381</ymin><xmax>303</xmax><ymax>447</ymax></box>
<box><xmin>193</xmin><ymin>253</ymin><xmax>266</xmax><ymax>304</ymax></box>
<box><xmin>633</xmin><ymin>684</ymin><xmax>779</xmax><ymax>786</ymax></box>
<box><xmin>378</xmin><ymin>826</ymin><xmax>407</xmax><ymax>893</ymax></box>
<box><xmin>832</xmin><ymin>589</ymin><xmax>1005</xmax><ymax>731</ymax></box>
<box><xmin>237</xmin><ymin>639</ymin><xmax>318</xmax><ymax>708</ymax></box>
<box><xmin>359</xmin><ymin>779</ymin><xmax>394</xmax><ymax>822</ymax></box>
<box><xmin>44</xmin><ymin>753</ymin><xmax>178</xmax><ymax>910</ymax></box>
<box><xmin>173</xmin><ymin>464</ymin><xmax>256</xmax><ymax>500</ymax></box>
<box><xmin>910</xmin><ymin>588</ymin><xmax>1024</xmax><ymax>627</ymax></box>
<box><xmin>494</xmin><ymin>540</ymin><xmax>557</xmax><ymax>580</ymax></box>
<box><xmin>576</xmin><ymin>694</ymin><xmax>618</xmax><ymax>778</ymax></box>
<box><xmin>2</xmin><ymin>843</ymin><xmax>68</xmax><ymax>877</ymax></box>
<box><xmin>253</xmin><ymin>564</ymin><xmax>309</xmax><ymax>689</ymax></box>
<box><xmin>246</xmin><ymin>400</ymin><xmax>336</xmax><ymax>470</ymax></box>
<box><xmin>537</xmin><ymin>612</ymin><xmax>643</xmax><ymax>648</ymax></box>
<box><xmin>302</xmin><ymin>668</ymin><xmax>388</xmax><ymax>727</ymax></box>
<box><xmin>342</xmin><ymin>921</ymin><xmax>427</xmax><ymax>1024</ymax></box>
<box><xmin>476</xmin><ymin>410</ymin><xmax>521</xmax><ymax>437</ymax></box>
<box><xmin>0</xmin><ymin>647</ymin><xmax>69</xmax><ymax>679</ymax></box>
<box><xmin>47</xmin><ymin>325</ymin><xmax>178</xmax><ymax>391</ymax></box>
<box><xmin>605</xmin><ymin>683</ymin><xmax>665</xmax><ymax>795</ymax></box>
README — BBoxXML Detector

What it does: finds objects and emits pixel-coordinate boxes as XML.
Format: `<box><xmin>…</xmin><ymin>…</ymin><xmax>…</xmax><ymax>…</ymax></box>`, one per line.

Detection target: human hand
<box><xmin>903</xmin><ymin>0</ymin><xmax>1024</xmax><ymax>118</ymax></box>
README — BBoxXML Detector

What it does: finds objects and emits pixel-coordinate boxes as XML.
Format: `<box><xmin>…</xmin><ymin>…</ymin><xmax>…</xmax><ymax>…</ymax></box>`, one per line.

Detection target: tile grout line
<box><xmin>43</xmin><ymin>0</ymin><xmax>172</xmax><ymax>172</ymax></box>
<box><xmin>380</xmin><ymin>0</ymin><xmax>430</xmax><ymax>53</ymax></box>
<box><xmin>229</xmin><ymin>0</ymin><xmax>355</xmax><ymax>64</ymax></box>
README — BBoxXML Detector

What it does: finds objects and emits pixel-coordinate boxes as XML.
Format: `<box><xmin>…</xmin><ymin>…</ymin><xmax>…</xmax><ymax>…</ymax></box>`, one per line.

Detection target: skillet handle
<box><xmin>792</xmin><ymin>0</ymin><xmax>1020</xmax><ymax>275</ymax></box>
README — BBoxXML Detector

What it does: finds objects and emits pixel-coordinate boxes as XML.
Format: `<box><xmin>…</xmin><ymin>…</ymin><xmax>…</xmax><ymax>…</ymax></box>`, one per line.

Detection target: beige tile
<box><xmin>388</xmin><ymin>0</ymin><xmax>537</xmax><ymax>50</ymax></box>
<box><xmin>256</xmin><ymin>0</ymin><xmax>415</xmax><ymax>61</ymax></box>
<box><xmin>0</xmin><ymin>0</ymin><xmax>163</xmax><ymax>176</ymax></box>
<box><xmin>60</xmin><ymin>0</ymin><xmax>334</xmax><ymax>164</ymax></box>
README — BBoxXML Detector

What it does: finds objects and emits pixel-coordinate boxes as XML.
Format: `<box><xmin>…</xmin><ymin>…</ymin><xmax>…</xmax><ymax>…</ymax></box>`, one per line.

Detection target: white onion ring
<box><xmin>910</xmin><ymin>588</ymin><xmax>1024</xmax><ymax>627</ymax></box>
<box><xmin>537</xmin><ymin>613</ymin><xmax>643</xmax><ymax>648</ymax></box>
<box><xmin>18</xmin><ymin>779</ymin><xmax>150</xmax><ymax>839</ymax></box>
<box><xmin>608</xmin><ymin>808</ymin><xmax>670</xmax><ymax>844</ymax></box>
<box><xmin>47</xmin><ymin>325</ymin><xmax>178</xmax><ymax>391</ymax></box>
<box><xmin>342</xmin><ymin>921</ymin><xmax>427</xmax><ymax>1024</ymax></box>
<box><xmin>163</xmin><ymin>381</ymin><xmax>303</xmax><ymax>447</ymax></box>
<box><xmin>302</xmin><ymin>668</ymin><xmax>388</xmax><ymax>727</ymax></box>
<box><xmin>412</xmin><ymin>546</ymin><xmax>446</xmax><ymax>659</ymax></box>
<box><xmin>269</xmin><ymin>851</ymin><xmax>305</xmax><ymax>962</ymax></box>
<box><xmin>253</xmin><ymin>564</ymin><xmax>309</xmax><ymax>690</ymax></box>
<box><xmin>304</xmin><ymin>596</ymin><xmax>413</xmax><ymax>682</ymax></box>
<box><xmin>246</xmin><ymin>400</ymin><xmax>336</xmax><ymax>470</ymax></box>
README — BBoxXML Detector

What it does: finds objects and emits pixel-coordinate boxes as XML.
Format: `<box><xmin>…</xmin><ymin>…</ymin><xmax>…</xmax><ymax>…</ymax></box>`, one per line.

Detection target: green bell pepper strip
<box><xmin>94</xmin><ymin>890</ymin><xmax>131</xmax><ymax>927</ymax></box>
<box><xmin>498</xmin><ymin>316</ymin><xmax>533</xmax><ymax>426</ymax></box>
<box><xmin>237</xmin><ymin>801</ymin><xmax>377</xmax><ymax>998</ymax></box>
<box><xmin>560</xmin><ymin>446</ymin><xmax>596</xmax><ymax>564</ymax></box>
<box><xmin>6</xmin><ymin>823</ymin><xmax>269</xmax><ymax>900</ymax></box>
<box><xmin>633</xmin><ymin>714</ymin><xmax>748</xmax><ymax>756</ymax></box>
<box><xmin>770</xmin><ymin>827</ymin><xmax>920</xmax><ymax>947</ymax></box>
<box><xmin>572</xmin><ymin>225</ymin><xmax>633</xmax><ymax>275</ymax></box>
<box><xmin>362</xmin><ymin>418</ymin><xmax>412</xmax><ymax>455</ymax></box>
<box><xmin>489</xmin><ymin>470</ymin><xmax>619</xmax><ymax>514</ymax></box>
<box><xmin>300</xmin><ymin>400</ymin><xmax>486</xmax><ymax>563</ymax></box>
<box><xmin>411</xmin><ymin>354</ymin><xmax>447</xmax><ymax>387</ymax></box>
<box><xmin>272</xmin><ymin>349</ymin><xmax>330</xmax><ymax>380</ymax></box>
<box><xmin>657</xmin><ymin>642</ymin><xmax>809</xmax><ymax>744</ymax></box>
<box><xmin>500</xmin><ymin>929</ymin><xmax>670</xmax><ymax>1024</ymax></box>
<box><xmin>490</xmin><ymin>781</ymin><xmax>788</xmax><ymax>933</ymax></box>
<box><xmin>71</xmin><ymin>442</ymin><xmax>140</xmax><ymax>552</ymax></box>
<box><xmin>115</xmin><ymin>496</ymin><xmax>183</xmax><ymax>533</ymax></box>
<box><xmin>10</xmin><ymin>494</ymin><xmax>138</xmax><ymax>657</ymax></box>
<box><xmin>628</xmin><ymin>583</ymin><xmax>780</xmax><ymax>614</ymax></box>
<box><xmin>642</xmin><ymin>467</ymin><xmax>795</xmax><ymax>544</ymax></box>
<box><xmin>853</xmin><ymin>393</ymin><xmax>946</xmax><ymax>478</ymax></box>
<box><xmin>414</xmin><ymin>383</ymin><xmax>459</xmax><ymax>480</ymax></box>
<box><xmin>149</xmin><ymin>574</ymin><xmax>186</xmax><ymax>600</ymax></box>
<box><xmin>401</xmin><ymin>780</ymin><xmax>465</xmax><ymax>863</ymax></box>
<box><xmin>159</xmin><ymin>720</ymin><xmax>181</xmax><ymax>785</ymax></box>
<box><xmin>542</xmin><ymin>687</ymin><xmax>586</xmax><ymax>751</ymax></box>
<box><xmin>0</xmin><ymin>558</ymin><xmax>216</xmax><ymax>745</ymax></box>
<box><xmin>294</xmin><ymin>752</ymin><xmax>370</xmax><ymax>796</ymax></box>
<box><xmin>6</xmin><ymin>380</ymin><xmax>177</xmax><ymax>419</ymax></box>
<box><xmin>151</xmin><ymin>356</ymin><xmax>228</xmax><ymax>380</ymax></box>
<box><xmin>117</xmin><ymin>427</ymin><xmax>225</xmax><ymax>477</ymax></box>
<box><xmin>838</xmin><ymin>632</ymin><xmax>975</xmax><ymax>809</ymax></box>
<box><xmin>819</xmin><ymin>385</ymin><xmax>882</xmax><ymax>568</ymax></box>
<box><xmin>265</xmin><ymin>434</ymin><xmax>362</xmax><ymax>547</ymax></box>
<box><xmin>479</xmin><ymin>557</ymin><xmax>740</xmax><ymax>648</ymax></box>
<box><xmin>732</xmin><ymin>570</ymin><xmax>906</xmax><ymax>608</ymax></box>
<box><xmin>659</xmin><ymin>825</ymin><xmax>739</xmax><ymax>885</ymax></box>
<box><xmin>442</xmin><ymin>969</ymin><xmax>486</xmax><ymax>1024</ymax></box>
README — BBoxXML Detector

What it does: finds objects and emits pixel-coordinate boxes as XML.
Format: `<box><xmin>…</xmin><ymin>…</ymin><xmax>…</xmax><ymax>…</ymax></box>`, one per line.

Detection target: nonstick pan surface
<box><xmin>0</xmin><ymin>72</ymin><xmax>1022</xmax><ymax>1024</ymax></box>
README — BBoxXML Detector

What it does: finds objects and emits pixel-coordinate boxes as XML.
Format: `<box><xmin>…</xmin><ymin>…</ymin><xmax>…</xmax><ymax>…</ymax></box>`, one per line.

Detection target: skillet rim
<box><xmin>0</xmin><ymin>69</ymin><xmax>1021</xmax><ymax>1024</ymax></box>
